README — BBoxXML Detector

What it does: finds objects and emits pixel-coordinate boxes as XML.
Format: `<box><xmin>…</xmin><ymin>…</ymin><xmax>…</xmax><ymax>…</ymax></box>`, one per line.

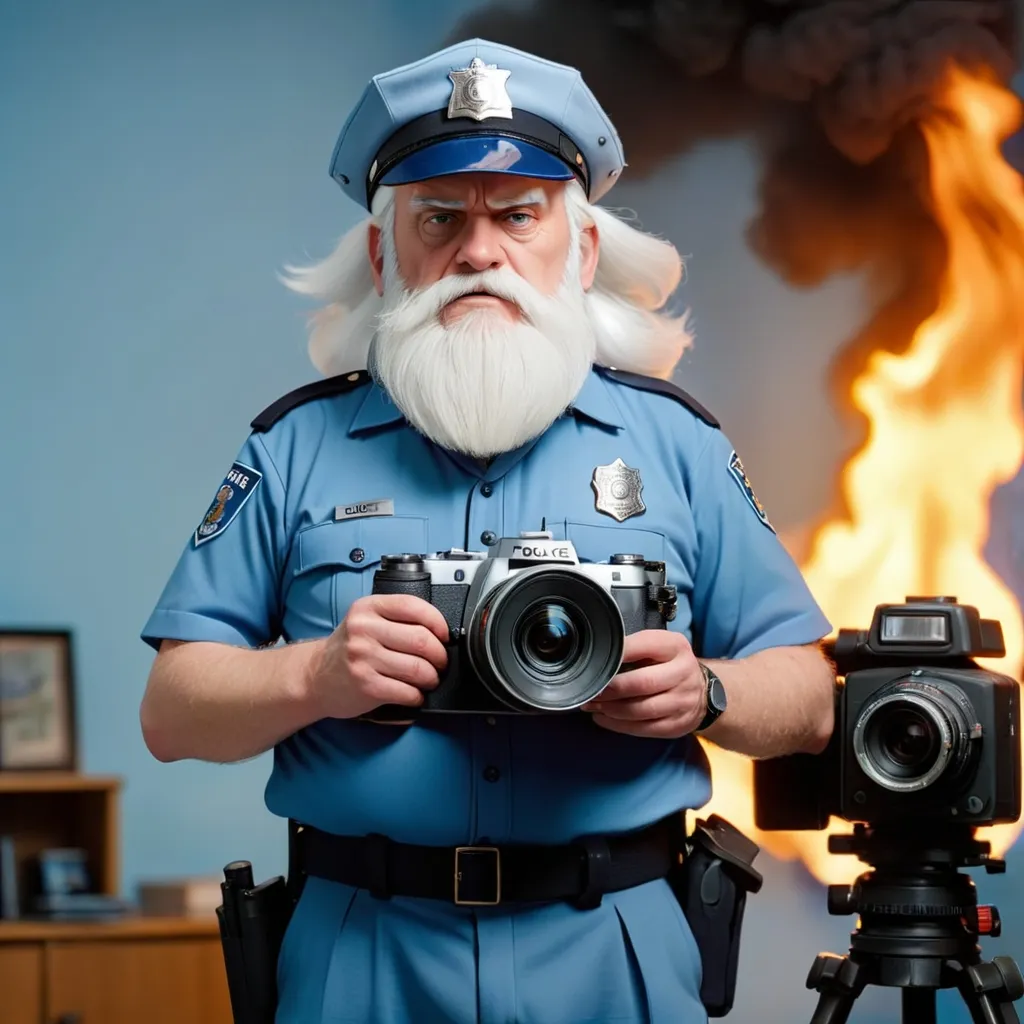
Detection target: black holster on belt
<box><xmin>670</xmin><ymin>813</ymin><xmax>764</xmax><ymax>1017</ymax></box>
<box><xmin>215</xmin><ymin>850</ymin><xmax>299</xmax><ymax>1024</ymax></box>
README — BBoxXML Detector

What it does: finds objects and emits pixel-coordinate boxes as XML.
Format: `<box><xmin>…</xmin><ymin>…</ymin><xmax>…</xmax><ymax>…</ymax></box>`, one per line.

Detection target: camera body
<box><xmin>369</xmin><ymin>530</ymin><xmax>678</xmax><ymax>715</ymax></box>
<box><xmin>754</xmin><ymin>596</ymin><xmax>1021</xmax><ymax>831</ymax></box>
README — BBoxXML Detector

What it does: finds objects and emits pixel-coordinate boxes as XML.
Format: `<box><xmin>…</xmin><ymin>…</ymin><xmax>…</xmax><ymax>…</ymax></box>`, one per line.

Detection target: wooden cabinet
<box><xmin>0</xmin><ymin>774</ymin><xmax>233</xmax><ymax>1024</ymax></box>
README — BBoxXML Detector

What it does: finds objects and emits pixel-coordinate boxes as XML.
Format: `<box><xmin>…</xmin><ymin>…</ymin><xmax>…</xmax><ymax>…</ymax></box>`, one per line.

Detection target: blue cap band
<box><xmin>378</xmin><ymin>135</ymin><xmax>576</xmax><ymax>189</ymax></box>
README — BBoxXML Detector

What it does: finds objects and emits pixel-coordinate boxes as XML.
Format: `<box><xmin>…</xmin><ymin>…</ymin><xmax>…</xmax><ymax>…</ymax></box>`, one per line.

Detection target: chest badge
<box><xmin>591</xmin><ymin>458</ymin><xmax>646</xmax><ymax>522</ymax></box>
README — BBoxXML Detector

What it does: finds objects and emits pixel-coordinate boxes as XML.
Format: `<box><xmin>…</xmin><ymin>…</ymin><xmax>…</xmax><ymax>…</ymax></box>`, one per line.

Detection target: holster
<box><xmin>216</xmin><ymin>827</ymin><xmax>305</xmax><ymax>1024</ymax></box>
<box><xmin>670</xmin><ymin>814</ymin><xmax>764</xmax><ymax>1017</ymax></box>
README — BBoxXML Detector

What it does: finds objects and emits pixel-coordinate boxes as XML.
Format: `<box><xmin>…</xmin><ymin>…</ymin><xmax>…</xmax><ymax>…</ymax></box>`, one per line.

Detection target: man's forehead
<box><xmin>406</xmin><ymin>175</ymin><xmax>558</xmax><ymax>209</ymax></box>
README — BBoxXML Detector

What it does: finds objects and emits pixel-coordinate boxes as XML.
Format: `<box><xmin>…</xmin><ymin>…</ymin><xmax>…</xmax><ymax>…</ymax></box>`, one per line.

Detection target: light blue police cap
<box><xmin>329</xmin><ymin>38</ymin><xmax>626</xmax><ymax>211</ymax></box>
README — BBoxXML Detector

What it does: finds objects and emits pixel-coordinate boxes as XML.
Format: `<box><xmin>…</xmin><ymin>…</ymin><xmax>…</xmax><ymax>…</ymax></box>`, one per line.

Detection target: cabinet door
<box><xmin>0</xmin><ymin>944</ymin><xmax>43</xmax><ymax>1024</ymax></box>
<box><xmin>46</xmin><ymin>937</ymin><xmax>232</xmax><ymax>1024</ymax></box>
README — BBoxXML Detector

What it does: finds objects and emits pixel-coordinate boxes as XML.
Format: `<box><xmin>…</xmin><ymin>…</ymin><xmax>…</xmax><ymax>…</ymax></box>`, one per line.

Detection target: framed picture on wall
<box><xmin>0</xmin><ymin>630</ymin><xmax>77</xmax><ymax>771</ymax></box>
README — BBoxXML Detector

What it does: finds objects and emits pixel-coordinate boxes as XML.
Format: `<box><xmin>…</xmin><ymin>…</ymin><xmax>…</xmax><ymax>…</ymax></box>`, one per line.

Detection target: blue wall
<box><xmin>2</xmin><ymin>2</ymin><xmax>1023</xmax><ymax>1021</ymax></box>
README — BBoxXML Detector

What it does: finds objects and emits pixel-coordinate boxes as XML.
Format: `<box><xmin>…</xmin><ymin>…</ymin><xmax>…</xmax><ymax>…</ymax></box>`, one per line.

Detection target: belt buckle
<box><xmin>453</xmin><ymin>846</ymin><xmax>501</xmax><ymax>906</ymax></box>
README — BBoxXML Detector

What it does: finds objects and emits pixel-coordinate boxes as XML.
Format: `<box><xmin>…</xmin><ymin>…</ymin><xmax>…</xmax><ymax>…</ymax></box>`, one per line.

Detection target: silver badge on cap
<box><xmin>447</xmin><ymin>57</ymin><xmax>513</xmax><ymax>121</ymax></box>
<box><xmin>591</xmin><ymin>458</ymin><xmax>646</xmax><ymax>522</ymax></box>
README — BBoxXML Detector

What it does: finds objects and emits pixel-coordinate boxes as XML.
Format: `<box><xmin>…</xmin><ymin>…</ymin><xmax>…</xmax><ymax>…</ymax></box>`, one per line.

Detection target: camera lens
<box><xmin>466</xmin><ymin>567</ymin><xmax>624</xmax><ymax>712</ymax></box>
<box><xmin>852</xmin><ymin>679</ymin><xmax>976</xmax><ymax>793</ymax></box>
<box><xmin>878</xmin><ymin>708</ymin><xmax>940</xmax><ymax>769</ymax></box>
<box><xmin>518</xmin><ymin>604</ymin><xmax>580</xmax><ymax>670</ymax></box>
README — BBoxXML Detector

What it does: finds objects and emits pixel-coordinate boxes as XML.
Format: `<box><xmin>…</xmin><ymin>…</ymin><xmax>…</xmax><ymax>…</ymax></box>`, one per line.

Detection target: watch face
<box><xmin>709</xmin><ymin>677</ymin><xmax>727</xmax><ymax>713</ymax></box>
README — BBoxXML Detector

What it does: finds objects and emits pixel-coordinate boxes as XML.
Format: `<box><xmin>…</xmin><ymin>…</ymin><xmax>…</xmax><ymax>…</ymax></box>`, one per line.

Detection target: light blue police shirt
<box><xmin>142</xmin><ymin>365</ymin><xmax>831</xmax><ymax>1024</ymax></box>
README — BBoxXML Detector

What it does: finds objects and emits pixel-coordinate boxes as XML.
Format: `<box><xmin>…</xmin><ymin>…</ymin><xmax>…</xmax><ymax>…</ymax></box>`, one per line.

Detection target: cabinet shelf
<box><xmin>0</xmin><ymin>772</ymin><xmax>231</xmax><ymax>1023</ymax></box>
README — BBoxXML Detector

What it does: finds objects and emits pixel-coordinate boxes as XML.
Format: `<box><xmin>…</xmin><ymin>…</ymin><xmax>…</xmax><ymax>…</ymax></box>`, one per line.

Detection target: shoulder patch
<box><xmin>728</xmin><ymin>450</ymin><xmax>774</xmax><ymax>533</ymax></box>
<box><xmin>597</xmin><ymin>367</ymin><xmax>720</xmax><ymax>428</ymax></box>
<box><xmin>194</xmin><ymin>462</ymin><xmax>262</xmax><ymax>547</ymax></box>
<box><xmin>251</xmin><ymin>370</ymin><xmax>372</xmax><ymax>432</ymax></box>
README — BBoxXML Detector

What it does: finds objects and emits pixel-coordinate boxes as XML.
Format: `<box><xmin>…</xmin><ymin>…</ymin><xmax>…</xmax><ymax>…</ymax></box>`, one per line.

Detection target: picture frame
<box><xmin>0</xmin><ymin>630</ymin><xmax>77</xmax><ymax>771</ymax></box>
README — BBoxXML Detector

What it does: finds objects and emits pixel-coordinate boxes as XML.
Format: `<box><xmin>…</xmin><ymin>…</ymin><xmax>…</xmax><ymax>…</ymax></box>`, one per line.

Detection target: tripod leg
<box><xmin>806</xmin><ymin>953</ymin><xmax>865</xmax><ymax>1024</ymax></box>
<box><xmin>956</xmin><ymin>958</ymin><xmax>1024</xmax><ymax>1024</ymax></box>
<box><xmin>902</xmin><ymin>989</ymin><xmax>937</xmax><ymax>1024</ymax></box>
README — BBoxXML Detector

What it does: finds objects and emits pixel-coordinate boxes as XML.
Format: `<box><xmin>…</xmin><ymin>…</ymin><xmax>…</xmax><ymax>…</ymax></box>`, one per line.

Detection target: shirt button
<box><xmin>481</xmin><ymin>530</ymin><xmax>497</xmax><ymax>546</ymax></box>
<box><xmin>485</xmin><ymin>716</ymin><xmax>496</xmax><ymax>726</ymax></box>
<box><xmin>483</xmin><ymin>766</ymin><xmax>501</xmax><ymax>783</ymax></box>
<box><xmin>480</xmin><ymin>482</ymin><xmax>494</xmax><ymax>497</ymax></box>
<box><xmin>349</xmin><ymin>547</ymin><xmax>365</xmax><ymax>563</ymax></box>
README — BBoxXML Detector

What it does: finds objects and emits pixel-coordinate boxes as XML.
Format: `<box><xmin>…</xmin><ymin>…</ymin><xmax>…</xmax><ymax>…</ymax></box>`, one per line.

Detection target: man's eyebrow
<box><xmin>409</xmin><ymin>196</ymin><xmax>466</xmax><ymax>210</ymax></box>
<box><xmin>487</xmin><ymin>188</ymin><xmax>548</xmax><ymax>209</ymax></box>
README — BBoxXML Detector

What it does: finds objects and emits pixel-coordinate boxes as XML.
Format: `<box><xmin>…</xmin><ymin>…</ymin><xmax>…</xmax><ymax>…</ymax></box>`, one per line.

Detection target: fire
<box><xmin>702</xmin><ymin>65</ymin><xmax>1024</xmax><ymax>885</ymax></box>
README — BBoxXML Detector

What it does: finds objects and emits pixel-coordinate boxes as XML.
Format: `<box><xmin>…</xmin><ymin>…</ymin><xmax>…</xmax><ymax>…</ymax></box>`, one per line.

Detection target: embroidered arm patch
<box><xmin>728</xmin><ymin>450</ymin><xmax>774</xmax><ymax>533</ymax></box>
<box><xmin>194</xmin><ymin>461</ymin><xmax>263</xmax><ymax>547</ymax></box>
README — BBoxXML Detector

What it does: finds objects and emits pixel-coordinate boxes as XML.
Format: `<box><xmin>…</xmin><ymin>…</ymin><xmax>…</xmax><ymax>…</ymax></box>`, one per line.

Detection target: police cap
<box><xmin>329</xmin><ymin>38</ymin><xmax>626</xmax><ymax>211</ymax></box>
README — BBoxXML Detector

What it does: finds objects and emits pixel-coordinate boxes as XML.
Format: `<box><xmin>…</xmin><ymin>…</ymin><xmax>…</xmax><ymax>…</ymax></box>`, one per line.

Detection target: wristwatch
<box><xmin>696</xmin><ymin>661</ymin><xmax>728</xmax><ymax>732</ymax></box>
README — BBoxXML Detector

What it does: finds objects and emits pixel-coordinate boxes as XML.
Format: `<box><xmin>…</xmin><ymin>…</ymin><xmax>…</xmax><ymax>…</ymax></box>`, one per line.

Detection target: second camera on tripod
<box><xmin>753</xmin><ymin>596</ymin><xmax>1022</xmax><ymax>832</ymax></box>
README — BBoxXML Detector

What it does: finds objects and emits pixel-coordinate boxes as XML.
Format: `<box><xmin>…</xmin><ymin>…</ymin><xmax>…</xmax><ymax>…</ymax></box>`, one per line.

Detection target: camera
<box><xmin>367</xmin><ymin>530</ymin><xmax>678</xmax><ymax>715</ymax></box>
<box><xmin>753</xmin><ymin>596</ymin><xmax>1021</xmax><ymax>830</ymax></box>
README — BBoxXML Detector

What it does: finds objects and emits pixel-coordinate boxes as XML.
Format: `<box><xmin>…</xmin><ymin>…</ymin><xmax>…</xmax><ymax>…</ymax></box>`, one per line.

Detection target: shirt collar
<box><xmin>348</xmin><ymin>379</ymin><xmax>405</xmax><ymax>435</ymax></box>
<box><xmin>347</xmin><ymin>367</ymin><xmax>625</xmax><ymax>437</ymax></box>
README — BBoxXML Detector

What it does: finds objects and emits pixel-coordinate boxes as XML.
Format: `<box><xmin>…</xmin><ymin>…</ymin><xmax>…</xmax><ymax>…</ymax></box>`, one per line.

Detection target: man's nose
<box><xmin>454</xmin><ymin>217</ymin><xmax>506</xmax><ymax>272</ymax></box>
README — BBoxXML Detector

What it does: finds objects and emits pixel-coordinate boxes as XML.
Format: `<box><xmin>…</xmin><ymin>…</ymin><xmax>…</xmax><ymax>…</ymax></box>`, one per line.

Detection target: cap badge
<box><xmin>447</xmin><ymin>57</ymin><xmax>513</xmax><ymax>122</ymax></box>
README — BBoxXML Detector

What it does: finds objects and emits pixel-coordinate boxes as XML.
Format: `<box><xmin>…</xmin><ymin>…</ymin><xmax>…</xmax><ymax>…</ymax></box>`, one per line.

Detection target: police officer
<box><xmin>140</xmin><ymin>38</ymin><xmax>835</xmax><ymax>1024</ymax></box>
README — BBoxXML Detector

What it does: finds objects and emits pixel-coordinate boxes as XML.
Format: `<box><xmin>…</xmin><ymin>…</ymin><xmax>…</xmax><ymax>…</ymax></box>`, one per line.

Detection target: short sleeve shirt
<box><xmin>141</xmin><ymin>367</ymin><xmax>831</xmax><ymax>844</ymax></box>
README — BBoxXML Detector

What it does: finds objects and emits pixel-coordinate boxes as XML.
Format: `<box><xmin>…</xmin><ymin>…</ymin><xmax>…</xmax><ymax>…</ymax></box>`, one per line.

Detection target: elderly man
<box><xmin>140</xmin><ymin>38</ymin><xmax>835</xmax><ymax>1024</ymax></box>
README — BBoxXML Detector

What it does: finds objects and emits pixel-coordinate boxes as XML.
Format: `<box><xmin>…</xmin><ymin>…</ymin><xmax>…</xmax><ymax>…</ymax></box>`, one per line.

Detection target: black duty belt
<box><xmin>295</xmin><ymin>815</ymin><xmax>681</xmax><ymax>910</ymax></box>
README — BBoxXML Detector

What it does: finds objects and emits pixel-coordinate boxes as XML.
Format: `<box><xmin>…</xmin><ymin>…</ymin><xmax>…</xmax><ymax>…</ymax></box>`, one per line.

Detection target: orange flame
<box><xmin>702</xmin><ymin>66</ymin><xmax>1024</xmax><ymax>885</ymax></box>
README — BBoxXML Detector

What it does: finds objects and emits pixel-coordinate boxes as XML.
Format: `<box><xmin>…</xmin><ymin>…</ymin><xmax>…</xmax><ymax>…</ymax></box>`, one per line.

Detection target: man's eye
<box><xmin>428</xmin><ymin>213</ymin><xmax>455</xmax><ymax>225</ymax></box>
<box><xmin>505</xmin><ymin>211</ymin><xmax>532</xmax><ymax>226</ymax></box>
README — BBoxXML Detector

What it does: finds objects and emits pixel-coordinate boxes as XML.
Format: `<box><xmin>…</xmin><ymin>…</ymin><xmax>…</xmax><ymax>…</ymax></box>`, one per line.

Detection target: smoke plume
<box><xmin>446</xmin><ymin>0</ymin><xmax>1021</xmax><ymax>406</ymax></box>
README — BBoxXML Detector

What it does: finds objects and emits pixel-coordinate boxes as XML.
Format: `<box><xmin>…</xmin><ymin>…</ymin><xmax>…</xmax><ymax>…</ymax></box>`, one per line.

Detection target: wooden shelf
<box><xmin>0</xmin><ymin>772</ymin><xmax>121</xmax><ymax>794</ymax></box>
<box><xmin>0</xmin><ymin>914</ymin><xmax>221</xmax><ymax>943</ymax></box>
<box><xmin>0</xmin><ymin>772</ymin><xmax>232</xmax><ymax>1022</ymax></box>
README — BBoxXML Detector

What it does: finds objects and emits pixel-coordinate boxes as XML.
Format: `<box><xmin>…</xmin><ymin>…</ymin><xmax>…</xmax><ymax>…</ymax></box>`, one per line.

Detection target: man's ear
<box><xmin>368</xmin><ymin>223</ymin><xmax>384</xmax><ymax>297</ymax></box>
<box><xmin>579</xmin><ymin>222</ymin><xmax>599</xmax><ymax>291</ymax></box>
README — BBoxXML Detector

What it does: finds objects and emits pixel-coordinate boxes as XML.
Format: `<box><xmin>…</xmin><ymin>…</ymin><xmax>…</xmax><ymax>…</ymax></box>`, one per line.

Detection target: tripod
<box><xmin>806</xmin><ymin>824</ymin><xmax>1024</xmax><ymax>1024</ymax></box>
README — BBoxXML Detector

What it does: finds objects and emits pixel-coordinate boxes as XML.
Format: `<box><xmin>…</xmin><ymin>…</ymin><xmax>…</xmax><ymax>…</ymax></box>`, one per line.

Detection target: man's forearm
<box><xmin>701</xmin><ymin>643</ymin><xmax>836</xmax><ymax>758</ymax></box>
<box><xmin>140</xmin><ymin>639</ymin><xmax>325</xmax><ymax>764</ymax></box>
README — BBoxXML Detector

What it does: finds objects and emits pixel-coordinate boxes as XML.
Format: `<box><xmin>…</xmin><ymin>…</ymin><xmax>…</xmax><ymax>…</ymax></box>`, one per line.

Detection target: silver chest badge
<box><xmin>447</xmin><ymin>57</ymin><xmax>513</xmax><ymax>121</ymax></box>
<box><xmin>592</xmin><ymin>458</ymin><xmax>646</xmax><ymax>522</ymax></box>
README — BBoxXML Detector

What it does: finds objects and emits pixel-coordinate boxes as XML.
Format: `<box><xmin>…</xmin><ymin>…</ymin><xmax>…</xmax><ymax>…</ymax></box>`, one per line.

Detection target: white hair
<box><xmin>280</xmin><ymin>179</ymin><xmax>694</xmax><ymax>380</ymax></box>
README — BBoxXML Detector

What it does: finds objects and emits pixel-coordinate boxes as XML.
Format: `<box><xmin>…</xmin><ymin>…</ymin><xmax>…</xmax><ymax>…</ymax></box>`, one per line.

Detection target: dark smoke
<box><xmin>445</xmin><ymin>0</ymin><xmax>1021</xmax><ymax>413</ymax></box>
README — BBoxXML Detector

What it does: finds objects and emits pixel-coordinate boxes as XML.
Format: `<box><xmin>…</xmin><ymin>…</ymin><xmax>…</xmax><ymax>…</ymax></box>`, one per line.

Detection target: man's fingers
<box><xmin>366</xmin><ymin>673</ymin><xmax>428</xmax><ymax>708</ymax></box>
<box><xmin>367</xmin><ymin>594</ymin><xmax>451</xmax><ymax>642</ymax></box>
<box><xmin>593</xmin><ymin>664</ymin><xmax>679</xmax><ymax>702</ymax></box>
<box><xmin>591</xmin><ymin>712</ymin><xmax>692</xmax><ymax>739</ymax></box>
<box><xmin>360</xmin><ymin>617</ymin><xmax>449</xmax><ymax>671</ymax></box>
<box><xmin>586</xmin><ymin>692</ymin><xmax>685</xmax><ymax>722</ymax></box>
<box><xmin>620</xmin><ymin>629</ymin><xmax>690</xmax><ymax>664</ymax></box>
<box><xmin>371</xmin><ymin>647</ymin><xmax>441</xmax><ymax>690</ymax></box>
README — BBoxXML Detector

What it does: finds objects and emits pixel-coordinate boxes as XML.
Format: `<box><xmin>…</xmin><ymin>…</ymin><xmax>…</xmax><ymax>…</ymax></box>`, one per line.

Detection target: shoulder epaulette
<box><xmin>250</xmin><ymin>370</ymin><xmax>372</xmax><ymax>432</ymax></box>
<box><xmin>598</xmin><ymin>367</ymin><xmax>719</xmax><ymax>428</ymax></box>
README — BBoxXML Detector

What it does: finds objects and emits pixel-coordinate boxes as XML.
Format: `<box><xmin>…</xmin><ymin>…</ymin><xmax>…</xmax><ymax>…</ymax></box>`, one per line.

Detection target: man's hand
<box><xmin>582</xmin><ymin>631</ymin><xmax>706</xmax><ymax>739</ymax></box>
<box><xmin>304</xmin><ymin>594</ymin><xmax>450</xmax><ymax>720</ymax></box>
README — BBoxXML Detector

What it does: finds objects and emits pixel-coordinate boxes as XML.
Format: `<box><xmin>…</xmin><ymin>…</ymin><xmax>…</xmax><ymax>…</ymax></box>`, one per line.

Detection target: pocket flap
<box><xmin>296</xmin><ymin>516</ymin><xmax>429</xmax><ymax>572</ymax></box>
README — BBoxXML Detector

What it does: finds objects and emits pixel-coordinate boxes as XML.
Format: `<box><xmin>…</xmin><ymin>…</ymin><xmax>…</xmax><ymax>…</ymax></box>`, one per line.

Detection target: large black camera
<box><xmin>754</xmin><ymin>596</ymin><xmax>1021</xmax><ymax>830</ymax></box>
<box><xmin>367</xmin><ymin>530</ymin><xmax>677</xmax><ymax>716</ymax></box>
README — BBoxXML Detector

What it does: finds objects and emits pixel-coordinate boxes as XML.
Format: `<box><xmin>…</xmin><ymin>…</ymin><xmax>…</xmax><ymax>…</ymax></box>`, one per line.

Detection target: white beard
<box><xmin>369</xmin><ymin>248</ymin><xmax>597</xmax><ymax>458</ymax></box>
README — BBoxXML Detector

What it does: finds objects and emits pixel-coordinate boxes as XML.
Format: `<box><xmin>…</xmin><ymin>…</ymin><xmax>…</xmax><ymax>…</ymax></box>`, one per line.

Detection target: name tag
<box><xmin>335</xmin><ymin>498</ymin><xmax>395</xmax><ymax>522</ymax></box>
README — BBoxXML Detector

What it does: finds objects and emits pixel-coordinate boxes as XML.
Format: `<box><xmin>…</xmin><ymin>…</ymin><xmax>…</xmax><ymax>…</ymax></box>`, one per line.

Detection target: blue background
<box><xmin>3</xmin><ymin>2</ymin><xmax>1024</xmax><ymax>1021</ymax></box>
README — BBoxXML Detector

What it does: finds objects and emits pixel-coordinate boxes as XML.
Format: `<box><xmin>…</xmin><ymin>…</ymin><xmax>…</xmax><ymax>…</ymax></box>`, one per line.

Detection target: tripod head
<box><xmin>804</xmin><ymin>823</ymin><xmax>1023</xmax><ymax>1024</ymax></box>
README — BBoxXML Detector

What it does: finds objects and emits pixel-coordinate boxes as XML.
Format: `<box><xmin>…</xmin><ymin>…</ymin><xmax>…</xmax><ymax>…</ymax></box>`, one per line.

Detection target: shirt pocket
<box><xmin>293</xmin><ymin>515</ymin><xmax>430</xmax><ymax>628</ymax></box>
